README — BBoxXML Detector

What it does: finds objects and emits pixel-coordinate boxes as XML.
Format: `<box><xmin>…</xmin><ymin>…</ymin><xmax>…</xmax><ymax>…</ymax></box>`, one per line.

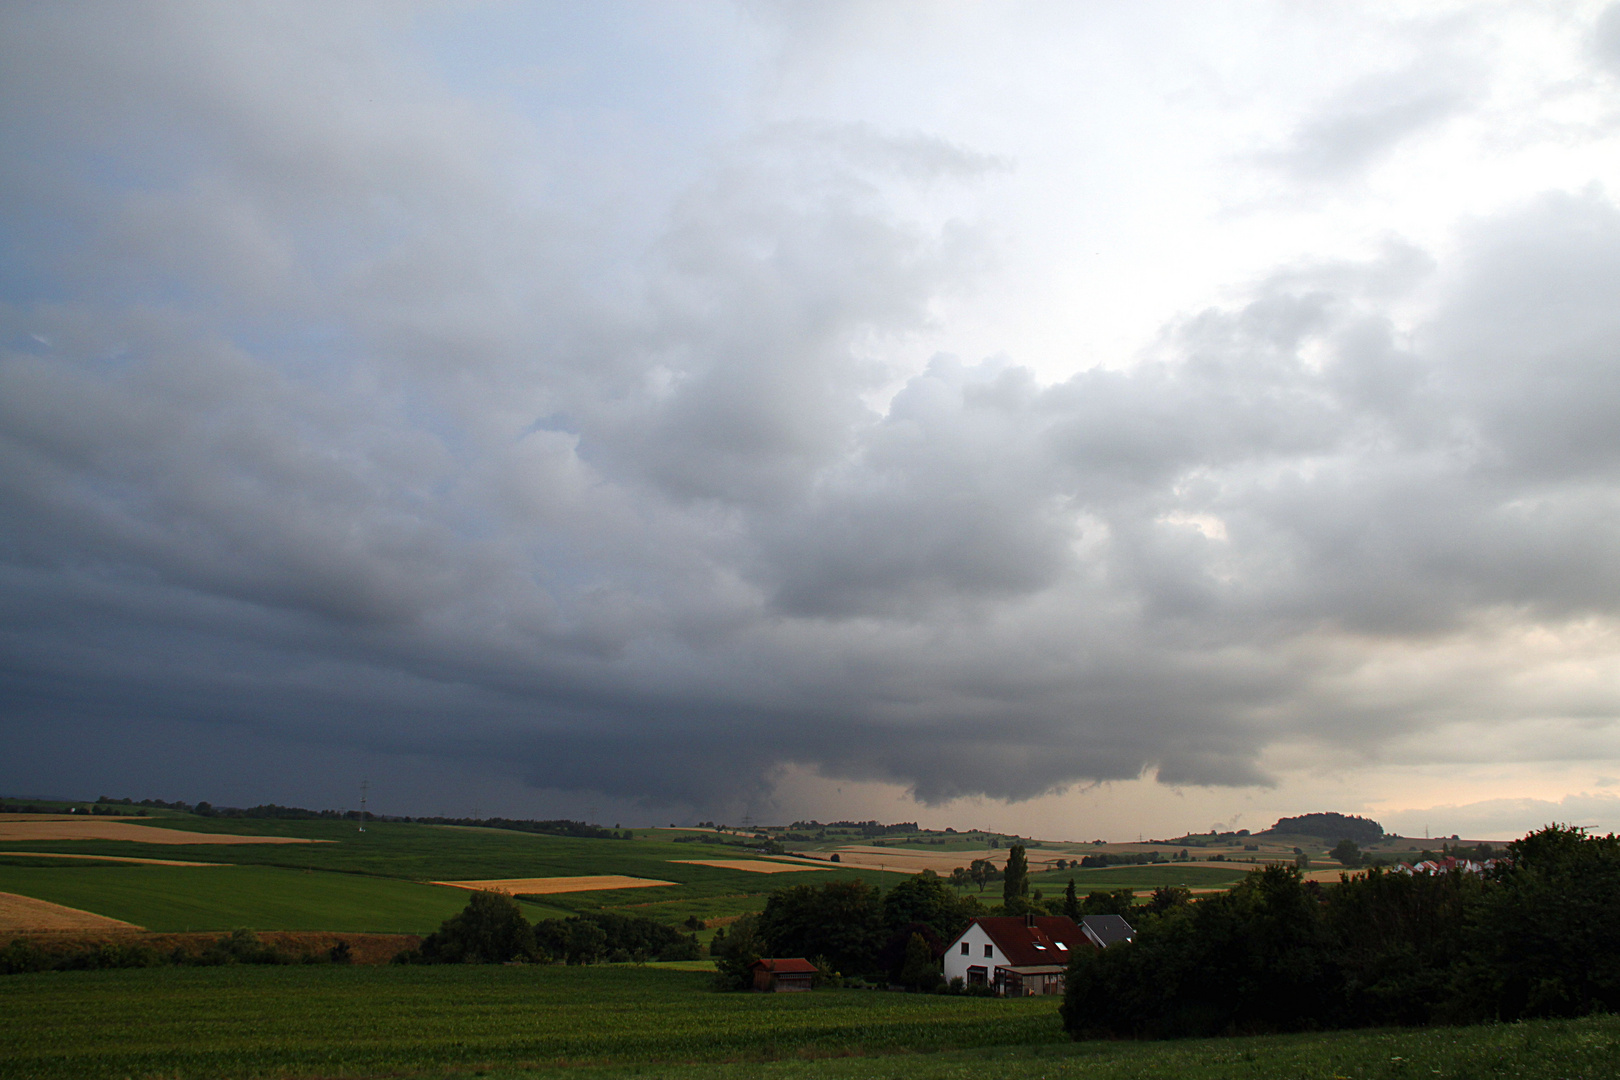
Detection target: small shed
<box><xmin>750</xmin><ymin>957</ymin><xmax>818</xmax><ymax>992</ymax></box>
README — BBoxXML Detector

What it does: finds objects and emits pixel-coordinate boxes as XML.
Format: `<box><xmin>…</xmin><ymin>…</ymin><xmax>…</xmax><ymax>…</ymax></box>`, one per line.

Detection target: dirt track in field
<box><xmin>670</xmin><ymin>859</ymin><xmax>831</xmax><ymax>873</ymax></box>
<box><xmin>0</xmin><ymin>817</ymin><xmax>322</xmax><ymax>845</ymax></box>
<box><xmin>433</xmin><ymin>875</ymin><xmax>676</xmax><ymax>895</ymax></box>
<box><xmin>0</xmin><ymin>851</ymin><xmax>224</xmax><ymax>866</ymax></box>
<box><xmin>0</xmin><ymin>891</ymin><xmax>142</xmax><ymax>931</ymax></box>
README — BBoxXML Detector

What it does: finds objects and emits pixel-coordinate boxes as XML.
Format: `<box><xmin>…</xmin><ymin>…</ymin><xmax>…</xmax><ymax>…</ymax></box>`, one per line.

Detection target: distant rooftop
<box><xmin>1081</xmin><ymin>914</ymin><xmax>1135</xmax><ymax>948</ymax></box>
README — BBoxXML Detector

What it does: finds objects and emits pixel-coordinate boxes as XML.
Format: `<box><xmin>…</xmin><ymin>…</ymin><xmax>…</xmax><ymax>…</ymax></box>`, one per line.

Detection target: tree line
<box><xmin>1</xmin><ymin>928</ymin><xmax>356</xmax><ymax>973</ymax></box>
<box><xmin>394</xmin><ymin>892</ymin><xmax>701</xmax><ymax>965</ymax></box>
<box><xmin>1061</xmin><ymin>825</ymin><xmax>1620</xmax><ymax>1039</ymax></box>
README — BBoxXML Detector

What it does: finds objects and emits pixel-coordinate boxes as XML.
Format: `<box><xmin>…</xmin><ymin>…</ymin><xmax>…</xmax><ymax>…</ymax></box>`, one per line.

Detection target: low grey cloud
<box><xmin>1260</xmin><ymin>60</ymin><xmax>1476</xmax><ymax>183</ymax></box>
<box><xmin>3</xmin><ymin>4</ymin><xmax>1619</xmax><ymax>819</ymax></box>
<box><xmin>1595</xmin><ymin>3</ymin><xmax>1620</xmax><ymax>73</ymax></box>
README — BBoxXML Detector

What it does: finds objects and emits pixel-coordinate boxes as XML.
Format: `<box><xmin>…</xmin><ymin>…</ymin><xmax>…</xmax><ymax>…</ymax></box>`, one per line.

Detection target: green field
<box><xmin>1026</xmin><ymin>864</ymin><xmax>1250</xmax><ymax>891</ymax></box>
<box><xmin>0</xmin><ymin>964</ymin><xmax>1058</xmax><ymax>1079</ymax></box>
<box><xmin>0</xmin><ymin>963</ymin><xmax>1613</xmax><ymax>1080</ymax></box>
<box><xmin>0</xmin><ymin>862</ymin><xmax>569</xmax><ymax>932</ymax></box>
<box><xmin>0</xmin><ymin>817</ymin><xmax>910</xmax><ymax>932</ymax></box>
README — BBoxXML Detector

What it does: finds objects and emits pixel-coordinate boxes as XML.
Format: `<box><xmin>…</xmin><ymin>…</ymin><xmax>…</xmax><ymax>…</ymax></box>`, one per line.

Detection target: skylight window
<box><xmin>1056</xmin><ymin>942</ymin><xmax>1068</xmax><ymax>950</ymax></box>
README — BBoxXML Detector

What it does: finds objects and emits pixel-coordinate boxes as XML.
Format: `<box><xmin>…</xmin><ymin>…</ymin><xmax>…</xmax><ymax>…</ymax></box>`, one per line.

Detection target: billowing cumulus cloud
<box><xmin>3</xmin><ymin>2</ymin><xmax>1620</xmax><ymax>827</ymax></box>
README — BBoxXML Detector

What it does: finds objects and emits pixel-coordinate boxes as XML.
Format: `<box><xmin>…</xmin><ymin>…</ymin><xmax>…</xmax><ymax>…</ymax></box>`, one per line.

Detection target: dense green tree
<box><xmin>1062</xmin><ymin>878</ymin><xmax>1080</xmax><ymax>919</ymax></box>
<box><xmin>1324</xmin><ymin>864</ymin><xmax>1479</xmax><ymax>1026</ymax></box>
<box><xmin>899</xmin><ymin>932</ymin><xmax>942</xmax><ymax>992</ymax></box>
<box><xmin>1145</xmin><ymin>885</ymin><xmax>1191</xmax><ymax>915</ymax></box>
<box><xmin>712</xmin><ymin>913</ymin><xmax>763</xmax><ymax>990</ymax></box>
<box><xmin>1331</xmin><ymin>839</ymin><xmax>1363</xmax><ymax>867</ymax></box>
<box><xmin>1458</xmin><ymin>824</ymin><xmax>1620</xmax><ymax>1020</ymax></box>
<box><xmin>757</xmin><ymin>879</ymin><xmax>886</xmax><ymax>978</ymax></box>
<box><xmin>1079</xmin><ymin>888</ymin><xmax>1136</xmax><ymax>918</ymax></box>
<box><xmin>882</xmin><ymin>870</ymin><xmax>973</xmax><ymax>942</ymax></box>
<box><xmin>418</xmin><ymin>891</ymin><xmax>536</xmax><ymax>964</ymax></box>
<box><xmin>1002</xmin><ymin>844</ymin><xmax>1030</xmax><ymax>911</ymax></box>
<box><xmin>527</xmin><ymin>911</ymin><xmax>694</xmax><ymax>964</ymax></box>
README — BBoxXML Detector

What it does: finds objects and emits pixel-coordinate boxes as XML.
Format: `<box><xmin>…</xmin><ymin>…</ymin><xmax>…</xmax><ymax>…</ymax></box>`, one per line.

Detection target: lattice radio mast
<box><xmin>358</xmin><ymin>780</ymin><xmax>368</xmax><ymax>833</ymax></box>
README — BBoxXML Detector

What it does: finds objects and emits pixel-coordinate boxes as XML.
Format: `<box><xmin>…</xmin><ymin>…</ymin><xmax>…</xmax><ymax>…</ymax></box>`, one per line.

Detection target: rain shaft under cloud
<box><xmin>4</xmin><ymin>2</ymin><xmax>1620</xmax><ymax>825</ymax></box>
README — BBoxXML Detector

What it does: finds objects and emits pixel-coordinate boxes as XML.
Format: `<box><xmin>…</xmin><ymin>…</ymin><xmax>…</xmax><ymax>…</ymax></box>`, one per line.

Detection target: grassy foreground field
<box><xmin>2</xmin><ymin>963</ymin><xmax>1615</xmax><ymax>1080</ymax></box>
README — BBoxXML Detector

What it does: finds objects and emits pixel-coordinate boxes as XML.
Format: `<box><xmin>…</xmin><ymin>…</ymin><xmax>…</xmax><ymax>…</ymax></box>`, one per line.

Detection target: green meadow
<box><xmin>0</xmin><ymin>962</ymin><xmax>1613</xmax><ymax>1080</ymax></box>
<box><xmin>0</xmin><ymin>817</ymin><xmax>907</xmax><ymax>932</ymax></box>
<box><xmin>0</xmin><ymin>862</ymin><xmax>555</xmax><ymax>933</ymax></box>
<box><xmin>1025</xmin><ymin>863</ymin><xmax>1250</xmax><ymax>891</ymax></box>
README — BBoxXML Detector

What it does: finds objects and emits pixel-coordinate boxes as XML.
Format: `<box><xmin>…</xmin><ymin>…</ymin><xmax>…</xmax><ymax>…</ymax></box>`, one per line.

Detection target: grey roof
<box><xmin>1081</xmin><ymin>914</ymin><xmax>1135</xmax><ymax>948</ymax></box>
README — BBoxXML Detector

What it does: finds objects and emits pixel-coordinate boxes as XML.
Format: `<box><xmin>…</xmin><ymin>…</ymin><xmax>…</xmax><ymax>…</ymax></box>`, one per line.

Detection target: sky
<box><xmin>4</xmin><ymin>1</ymin><xmax>1620</xmax><ymax>841</ymax></box>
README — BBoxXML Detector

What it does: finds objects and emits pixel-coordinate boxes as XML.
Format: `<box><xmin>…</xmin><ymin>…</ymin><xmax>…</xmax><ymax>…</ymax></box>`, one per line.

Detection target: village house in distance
<box><xmin>943</xmin><ymin>914</ymin><xmax>1134</xmax><ymax>996</ymax></box>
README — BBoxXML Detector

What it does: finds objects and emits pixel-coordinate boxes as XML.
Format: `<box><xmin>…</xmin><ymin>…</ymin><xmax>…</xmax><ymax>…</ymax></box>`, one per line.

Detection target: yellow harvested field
<box><xmin>0</xmin><ymin>891</ymin><xmax>142</xmax><ymax>932</ymax></box>
<box><xmin>0</xmin><ymin>851</ymin><xmax>223</xmax><ymax>867</ymax></box>
<box><xmin>0</xmin><ymin>818</ymin><xmax>322</xmax><ymax>845</ymax></box>
<box><xmin>669</xmin><ymin>859</ymin><xmax>831</xmax><ymax>873</ymax></box>
<box><xmin>822</xmin><ymin>845</ymin><xmax>1079</xmax><ymax>875</ymax></box>
<box><xmin>433</xmin><ymin>876</ymin><xmax>676</xmax><ymax>895</ymax></box>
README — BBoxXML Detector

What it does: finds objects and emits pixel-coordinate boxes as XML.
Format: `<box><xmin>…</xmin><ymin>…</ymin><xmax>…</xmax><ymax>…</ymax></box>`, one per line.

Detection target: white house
<box><xmin>942</xmin><ymin>914</ymin><xmax>1095</xmax><ymax>996</ymax></box>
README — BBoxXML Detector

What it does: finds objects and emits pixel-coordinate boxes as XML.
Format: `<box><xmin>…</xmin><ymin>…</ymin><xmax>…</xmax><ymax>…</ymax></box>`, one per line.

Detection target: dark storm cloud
<box><xmin>3</xmin><ymin>4</ymin><xmax>1620</xmax><ymax>815</ymax></box>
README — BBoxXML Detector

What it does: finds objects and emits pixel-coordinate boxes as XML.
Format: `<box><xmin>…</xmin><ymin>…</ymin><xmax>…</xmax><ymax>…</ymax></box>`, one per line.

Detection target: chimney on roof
<box><xmin>1025</xmin><ymin>912</ymin><xmax>1035</xmax><ymax>928</ymax></box>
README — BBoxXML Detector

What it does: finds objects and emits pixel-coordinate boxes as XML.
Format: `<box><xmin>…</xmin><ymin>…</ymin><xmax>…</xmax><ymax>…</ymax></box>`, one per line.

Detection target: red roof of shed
<box><xmin>750</xmin><ymin>957</ymin><xmax>819</xmax><ymax>974</ymax></box>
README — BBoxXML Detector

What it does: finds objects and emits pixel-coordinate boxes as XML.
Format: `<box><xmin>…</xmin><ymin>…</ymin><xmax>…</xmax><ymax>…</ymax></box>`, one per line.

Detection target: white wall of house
<box><xmin>943</xmin><ymin>921</ymin><xmax>1005</xmax><ymax>986</ymax></box>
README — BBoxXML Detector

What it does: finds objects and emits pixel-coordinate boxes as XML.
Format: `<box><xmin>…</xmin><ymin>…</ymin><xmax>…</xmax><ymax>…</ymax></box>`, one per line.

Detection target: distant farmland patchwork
<box><xmin>0</xmin><ymin>814</ymin><xmax>1267</xmax><ymax>935</ymax></box>
<box><xmin>0</xmin><ymin>817</ymin><xmax>917</xmax><ymax>934</ymax></box>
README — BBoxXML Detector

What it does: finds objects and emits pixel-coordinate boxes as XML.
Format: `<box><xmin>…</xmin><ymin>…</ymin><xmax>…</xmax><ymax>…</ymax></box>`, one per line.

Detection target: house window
<box><xmin>983</xmin><ymin>944</ymin><xmax>993</xmax><ymax>958</ymax></box>
<box><xmin>960</xmin><ymin>942</ymin><xmax>969</xmax><ymax>955</ymax></box>
<box><xmin>1056</xmin><ymin>942</ymin><xmax>1067</xmax><ymax>951</ymax></box>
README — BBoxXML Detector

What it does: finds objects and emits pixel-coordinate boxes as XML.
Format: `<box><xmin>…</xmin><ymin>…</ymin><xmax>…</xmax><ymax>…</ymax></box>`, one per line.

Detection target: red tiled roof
<box><xmin>968</xmin><ymin>916</ymin><xmax>1093</xmax><ymax>967</ymax></box>
<box><xmin>750</xmin><ymin>957</ymin><xmax>819</xmax><ymax>974</ymax></box>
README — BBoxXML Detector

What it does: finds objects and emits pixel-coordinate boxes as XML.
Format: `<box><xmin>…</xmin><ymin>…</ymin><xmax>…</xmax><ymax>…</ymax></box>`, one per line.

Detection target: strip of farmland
<box><xmin>434</xmin><ymin>875</ymin><xmax>676</xmax><ymax>895</ymax></box>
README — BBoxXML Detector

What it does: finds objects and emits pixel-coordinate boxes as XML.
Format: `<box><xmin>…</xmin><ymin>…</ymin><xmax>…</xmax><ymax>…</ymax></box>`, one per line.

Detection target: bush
<box><xmin>196</xmin><ymin>929</ymin><xmax>292</xmax><ymax>966</ymax></box>
<box><xmin>0</xmin><ymin>940</ymin><xmax>51</xmax><ymax>974</ymax></box>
